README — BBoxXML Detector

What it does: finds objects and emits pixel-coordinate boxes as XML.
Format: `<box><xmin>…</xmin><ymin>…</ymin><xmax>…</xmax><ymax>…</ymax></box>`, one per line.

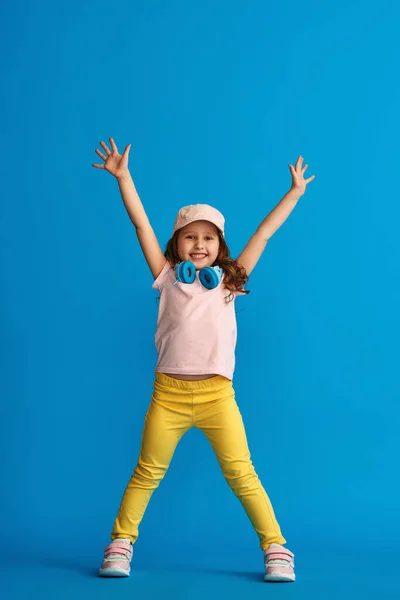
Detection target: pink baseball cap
<box><xmin>172</xmin><ymin>204</ymin><xmax>225</xmax><ymax>237</ymax></box>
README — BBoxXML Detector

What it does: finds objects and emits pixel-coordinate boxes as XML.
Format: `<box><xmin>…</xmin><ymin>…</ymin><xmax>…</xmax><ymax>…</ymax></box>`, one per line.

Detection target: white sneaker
<box><xmin>98</xmin><ymin>538</ymin><xmax>133</xmax><ymax>577</ymax></box>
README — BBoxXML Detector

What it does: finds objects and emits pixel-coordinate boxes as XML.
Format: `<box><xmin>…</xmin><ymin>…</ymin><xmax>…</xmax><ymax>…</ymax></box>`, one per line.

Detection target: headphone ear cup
<box><xmin>199</xmin><ymin>266</ymin><xmax>223</xmax><ymax>289</ymax></box>
<box><xmin>175</xmin><ymin>261</ymin><xmax>196</xmax><ymax>284</ymax></box>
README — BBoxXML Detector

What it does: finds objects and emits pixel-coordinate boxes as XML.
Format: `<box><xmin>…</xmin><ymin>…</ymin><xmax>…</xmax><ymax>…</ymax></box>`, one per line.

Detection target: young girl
<box><xmin>92</xmin><ymin>138</ymin><xmax>315</xmax><ymax>582</ymax></box>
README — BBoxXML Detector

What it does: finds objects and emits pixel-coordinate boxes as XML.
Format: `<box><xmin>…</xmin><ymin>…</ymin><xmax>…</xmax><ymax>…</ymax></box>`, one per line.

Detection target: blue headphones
<box><xmin>173</xmin><ymin>261</ymin><xmax>223</xmax><ymax>290</ymax></box>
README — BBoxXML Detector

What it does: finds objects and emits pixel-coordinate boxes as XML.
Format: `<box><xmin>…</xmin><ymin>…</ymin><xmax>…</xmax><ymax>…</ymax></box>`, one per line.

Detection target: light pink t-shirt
<box><xmin>152</xmin><ymin>261</ymin><xmax>246</xmax><ymax>380</ymax></box>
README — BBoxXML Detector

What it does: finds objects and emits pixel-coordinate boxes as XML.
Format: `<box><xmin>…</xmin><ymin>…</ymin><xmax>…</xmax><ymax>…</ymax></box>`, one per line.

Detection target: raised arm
<box><xmin>92</xmin><ymin>138</ymin><xmax>166</xmax><ymax>279</ymax></box>
<box><xmin>236</xmin><ymin>156</ymin><xmax>315</xmax><ymax>276</ymax></box>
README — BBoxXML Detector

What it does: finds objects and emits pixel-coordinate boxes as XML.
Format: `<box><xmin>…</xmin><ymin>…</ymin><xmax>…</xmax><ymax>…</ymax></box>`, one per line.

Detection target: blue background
<box><xmin>1</xmin><ymin>0</ymin><xmax>399</xmax><ymax>598</ymax></box>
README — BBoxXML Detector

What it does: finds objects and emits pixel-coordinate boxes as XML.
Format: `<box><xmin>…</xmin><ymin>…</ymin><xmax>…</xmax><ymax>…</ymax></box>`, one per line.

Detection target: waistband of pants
<box><xmin>155</xmin><ymin>371</ymin><xmax>232</xmax><ymax>391</ymax></box>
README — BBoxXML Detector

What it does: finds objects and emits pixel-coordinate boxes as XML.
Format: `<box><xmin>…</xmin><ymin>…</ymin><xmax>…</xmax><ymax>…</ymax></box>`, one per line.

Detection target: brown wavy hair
<box><xmin>164</xmin><ymin>228</ymin><xmax>250</xmax><ymax>303</ymax></box>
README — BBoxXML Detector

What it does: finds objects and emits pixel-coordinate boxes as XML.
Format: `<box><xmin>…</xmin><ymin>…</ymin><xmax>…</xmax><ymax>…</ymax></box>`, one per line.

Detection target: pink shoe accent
<box><xmin>264</xmin><ymin>544</ymin><xmax>295</xmax><ymax>582</ymax></box>
<box><xmin>99</xmin><ymin>539</ymin><xmax>133</xmax><ymax>577</ymax></box>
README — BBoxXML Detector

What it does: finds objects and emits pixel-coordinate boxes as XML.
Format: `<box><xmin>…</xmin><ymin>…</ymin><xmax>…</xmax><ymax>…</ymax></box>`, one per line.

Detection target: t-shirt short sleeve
<box><xmin>152</xmin><ymin>260</ymin><xmax>171</xmax><ymax>291</ymax></box>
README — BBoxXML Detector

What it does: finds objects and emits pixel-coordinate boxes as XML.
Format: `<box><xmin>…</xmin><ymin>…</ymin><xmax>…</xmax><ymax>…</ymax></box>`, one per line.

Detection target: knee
<box><xmin>222</xmin><ymin>459</ymin><xmax>259</xmax><ymax>492</ymax></box>
<box><xmin>129</xmin><ymin>460</ymin><xmax>168</xmax><ymax>490</ymax></box>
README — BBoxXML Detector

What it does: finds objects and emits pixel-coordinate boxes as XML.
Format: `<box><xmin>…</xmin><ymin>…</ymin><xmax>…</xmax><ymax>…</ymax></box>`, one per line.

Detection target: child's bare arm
<box><xmin>236</xmin><ymin>156</ymin><xmax>315</xmax><ymax>275</ymax></box>
<box><xmin>117</xmin><ymin>171</ymin><xmax>166</xmax><ymax>278</ymax></box>
<box><xmin>93</xmin><ymin>138</ymin><xmax>167</xmax><ymax>279</ymax></box>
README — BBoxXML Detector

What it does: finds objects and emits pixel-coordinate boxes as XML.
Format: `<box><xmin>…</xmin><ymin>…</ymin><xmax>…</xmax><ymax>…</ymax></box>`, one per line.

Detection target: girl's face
<box><xmin>177</xmin><ymin>220</ymin><xmax>220</xmax><ymax>269</ymax></box>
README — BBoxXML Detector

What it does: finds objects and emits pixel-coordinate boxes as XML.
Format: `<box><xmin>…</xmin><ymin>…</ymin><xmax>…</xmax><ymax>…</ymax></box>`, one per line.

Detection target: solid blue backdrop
<box><xmin>1</xmin><ymin>0</ymin><xmax>399</xmax><ymax>597</ymax></box>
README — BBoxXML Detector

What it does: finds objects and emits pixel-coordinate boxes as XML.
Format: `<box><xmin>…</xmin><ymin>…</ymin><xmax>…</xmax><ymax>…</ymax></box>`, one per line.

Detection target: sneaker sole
<box><xmin>264</xmin><ymin>573</ymin><xmax>295</xmax><ymax>582</ymax></box>
<box><xmin>99</xmin><ymin>567</ymin><xmax>130</xmax><ymax>577</ymax></box>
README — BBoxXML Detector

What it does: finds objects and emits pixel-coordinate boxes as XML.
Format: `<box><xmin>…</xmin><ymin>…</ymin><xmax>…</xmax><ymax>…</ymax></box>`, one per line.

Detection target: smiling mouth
<box><xmin>190</xmin><ymin>253</ymin><xmax>208</xmax><ymax>259</ymax></box>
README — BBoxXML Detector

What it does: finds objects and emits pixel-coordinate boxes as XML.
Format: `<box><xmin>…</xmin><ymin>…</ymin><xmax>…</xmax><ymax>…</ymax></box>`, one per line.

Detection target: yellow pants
<box><xmin>111</xmin><ymin>373</ymin><xmax>286</xmax><ymax>550</ymax></box>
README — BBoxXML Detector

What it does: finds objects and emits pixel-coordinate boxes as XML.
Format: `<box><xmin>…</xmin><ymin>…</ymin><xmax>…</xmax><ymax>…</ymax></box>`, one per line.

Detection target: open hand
<box><xmin>289</xmin><ymin>156</ymin><xmax>315</xmax><ymax>197</ymax></box>
<box><xmin>92</xmin><ymin>137</ymin><xmax>131</xmax><ymax>179</ymax></box>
